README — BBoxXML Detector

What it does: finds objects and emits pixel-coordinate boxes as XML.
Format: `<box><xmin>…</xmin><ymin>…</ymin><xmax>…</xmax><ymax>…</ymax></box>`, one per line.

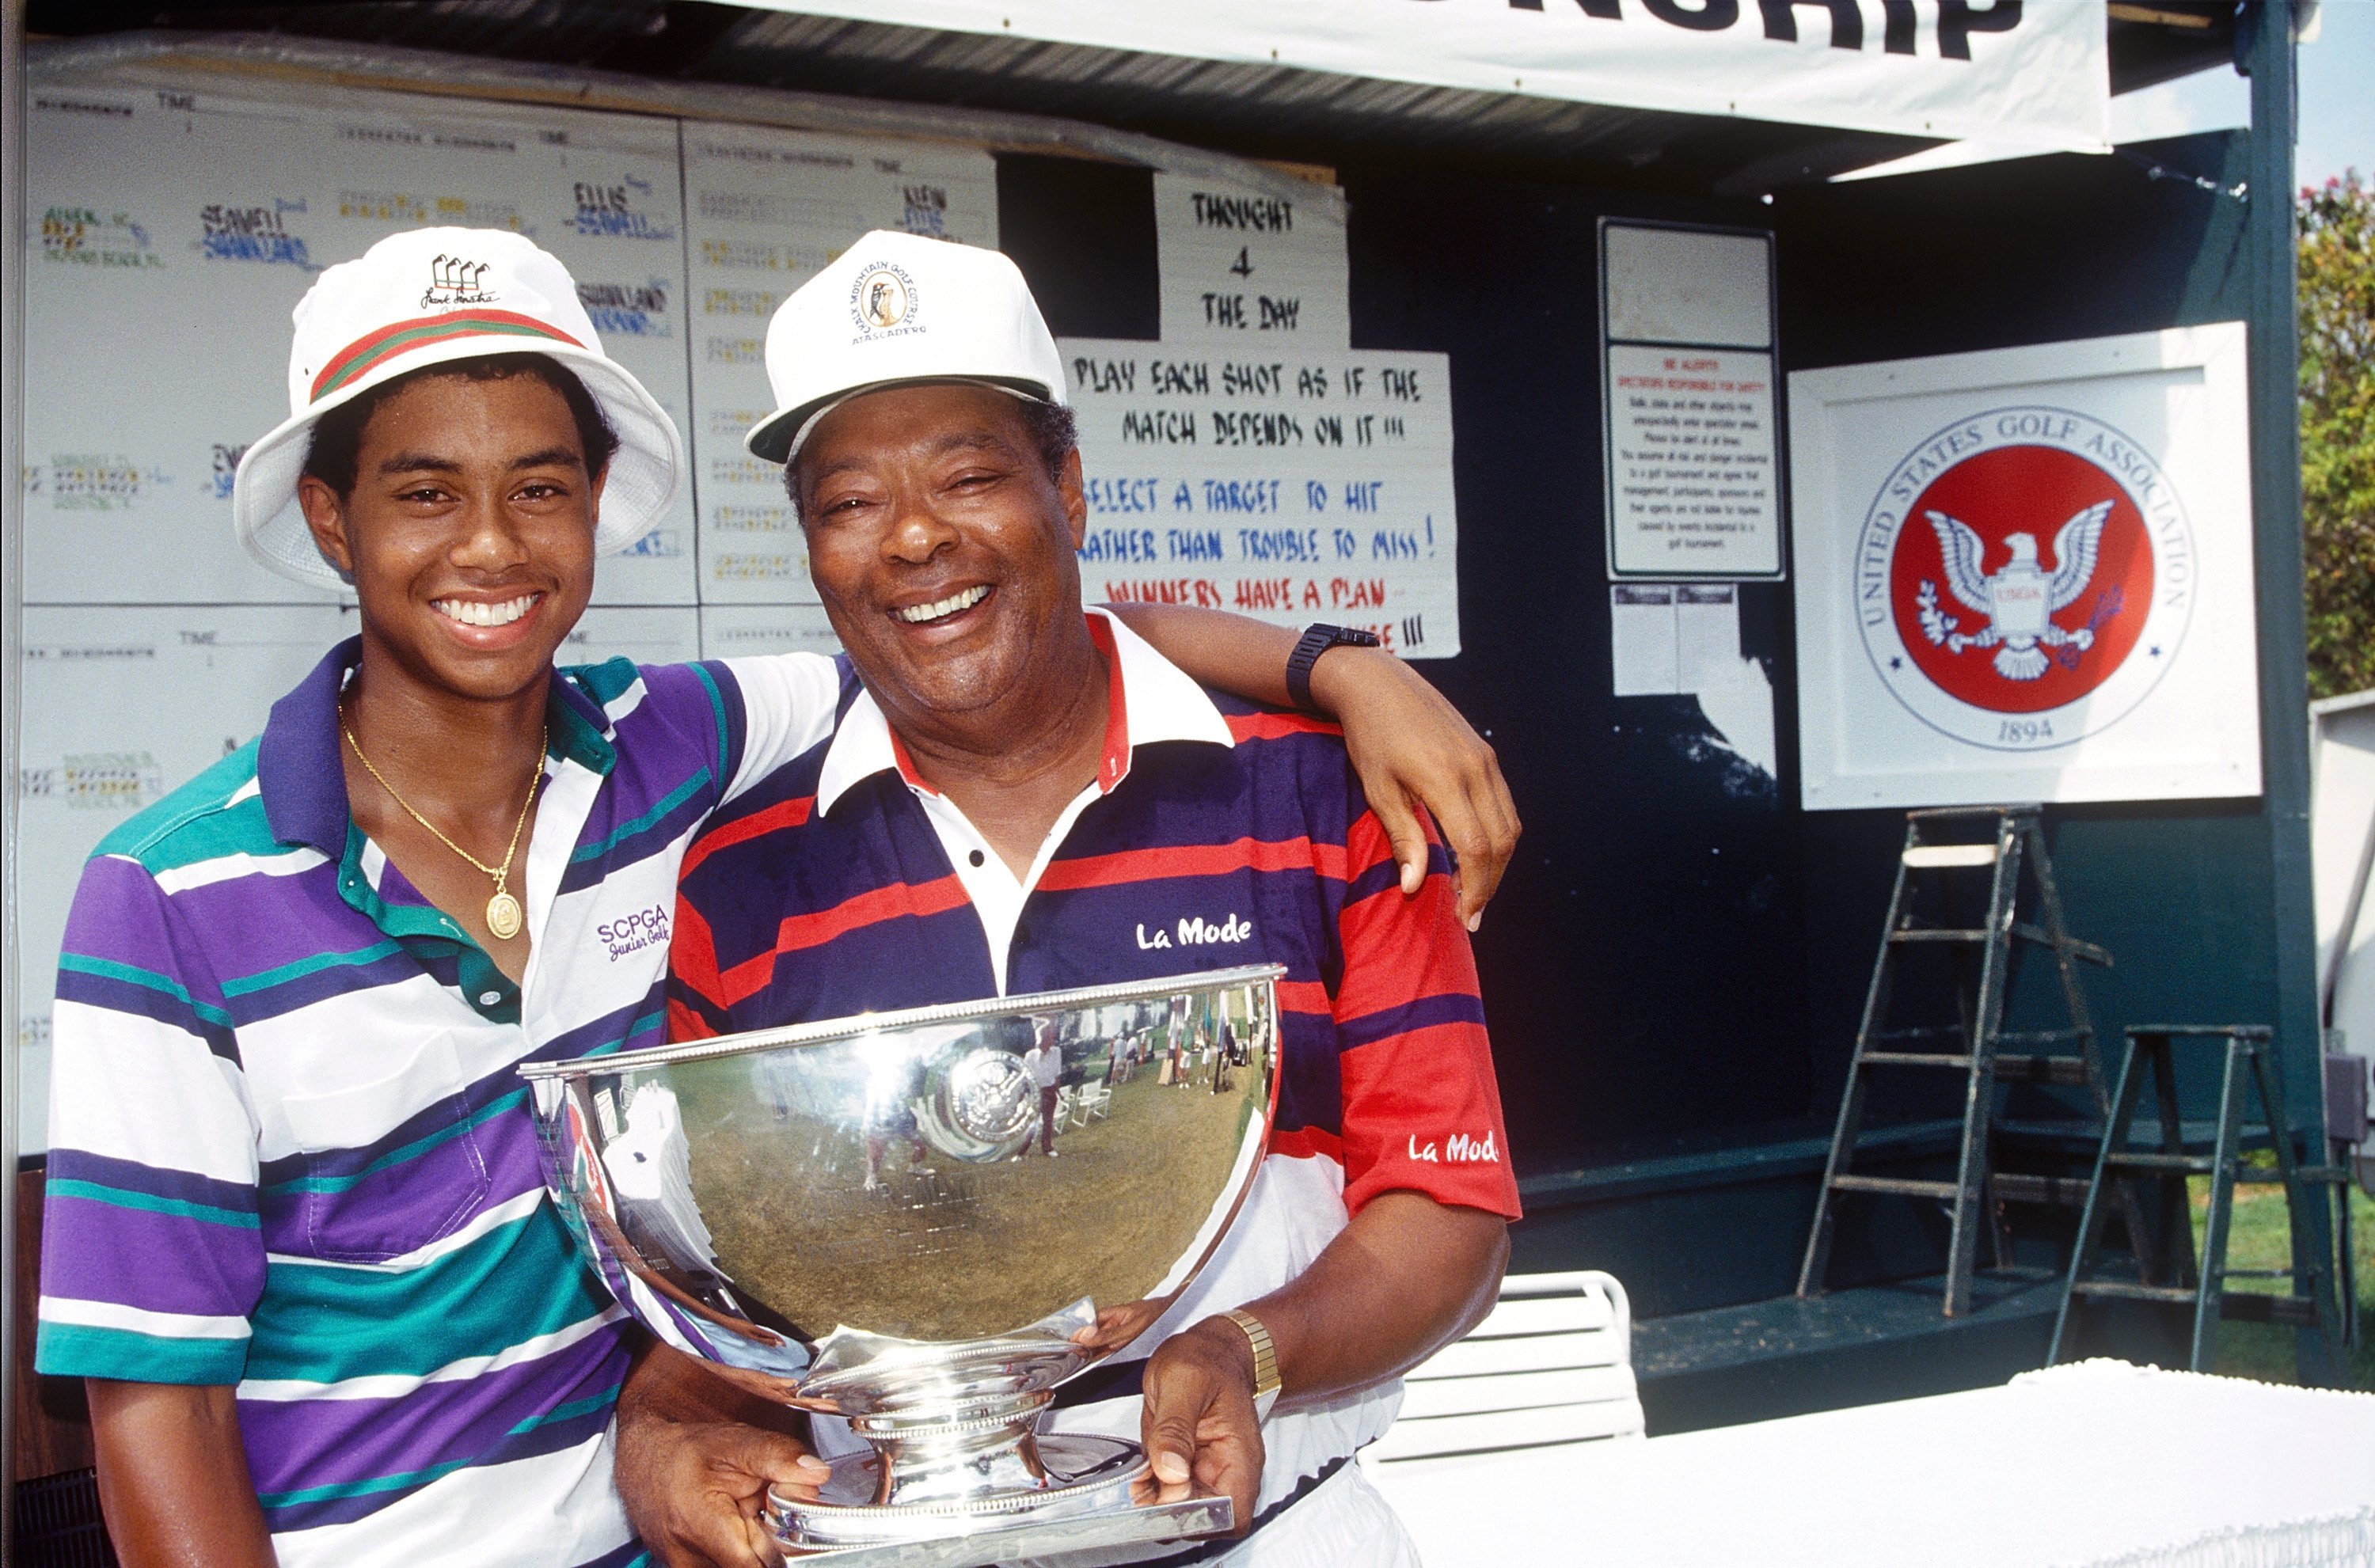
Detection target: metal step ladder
<box><xmin>1798</xmin><ymin>805</ymin><xmax>2118</xmax><ymax>1317</ymax></box>
<box><xmin>2049</xmin><ymin>1026</ymin><xmax>2349</xmax><ymax>1383</ymax></box>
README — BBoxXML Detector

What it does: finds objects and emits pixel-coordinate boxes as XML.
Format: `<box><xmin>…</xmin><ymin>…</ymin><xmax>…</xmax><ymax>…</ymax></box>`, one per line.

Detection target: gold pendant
<box><xmin>486</xmin><ymin>890</ymin><xmax>524</xmax><ymax>942</ymax></box>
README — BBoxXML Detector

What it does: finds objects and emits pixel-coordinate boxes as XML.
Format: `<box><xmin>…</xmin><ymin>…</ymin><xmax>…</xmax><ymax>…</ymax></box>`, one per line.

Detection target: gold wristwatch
<box><xmin>1222</xmin><ymin>1308</ymin><xmax>1282</xmax><ymax>1418</ymax></box>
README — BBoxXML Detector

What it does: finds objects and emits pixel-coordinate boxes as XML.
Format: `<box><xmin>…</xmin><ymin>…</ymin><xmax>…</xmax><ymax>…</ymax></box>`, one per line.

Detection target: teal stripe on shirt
<box><xmin>37</xmin><ymin>1319</ymin><xmax>250</xmax><ymax>1384</ymax></box>
<box><xmin>245</xmin><ymin>1205</ymin><xmax>611</xmax><ymax>1384</ymax></box>
<box><xmin>221</xmin><ymin>939</ymin><xmax>406</xmax><ymax>999</ymax></box>
<box><xmin>48</xmin><ymin>1177</ymin><xmax>260</xmax><ymax>1228</ymax></box>
<box><xmin>570</xmin><ymin>769</ymin><xmax>708</xmax><ymax>864</ymax></box>
<box><xmin>55</xmin><ymin>953</ymin><xmax>237</xmax><ymax>1030</ymax></box>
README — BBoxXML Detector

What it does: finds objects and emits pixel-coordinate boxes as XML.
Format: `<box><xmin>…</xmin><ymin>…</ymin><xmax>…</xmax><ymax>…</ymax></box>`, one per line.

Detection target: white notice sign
<box><xmin>1606</xmin><ymin>344</ymin><xmax>1780</xmax><ymax>579</ymax></box>
<box><xmin>1061</xmin><ymin>338</ymin><xmax>1457</xmax><ymax>658</ymax></box>
<box><xmin>1154</xmin><ymin>173</ymin><xmax>1350</xmax><ymax>348</ymax></box>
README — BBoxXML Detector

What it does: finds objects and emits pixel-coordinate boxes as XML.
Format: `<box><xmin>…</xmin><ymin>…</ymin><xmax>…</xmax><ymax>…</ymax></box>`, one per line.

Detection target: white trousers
<box><xmin>1016</xmin><ymin>1462</ymin><xmax>1422</xmax><ymax>1568</ymax></box>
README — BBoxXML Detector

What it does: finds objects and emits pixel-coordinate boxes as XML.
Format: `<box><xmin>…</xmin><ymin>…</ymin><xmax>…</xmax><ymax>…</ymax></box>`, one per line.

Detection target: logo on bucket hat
<box><xmin>849</xmin><ymin>261</ymin><xmax>919</xmax><ymax>336</ymax></box>
<box><xmin>423</xmin><ymin>252</ymin><xmax>496</xmax><ymax>308</ymax></box>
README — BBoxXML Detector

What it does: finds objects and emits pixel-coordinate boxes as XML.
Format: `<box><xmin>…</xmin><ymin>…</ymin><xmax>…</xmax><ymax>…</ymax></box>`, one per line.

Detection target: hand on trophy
<box><xmin>615</xmin><ymin>1341</ymin><xmax>833</xmax><ymax>1568</ymax></box>
<box><xmin>1134</xmin><ymin>1317</ymin><xmax>1271</xmax><ymax>1536</ymax></box>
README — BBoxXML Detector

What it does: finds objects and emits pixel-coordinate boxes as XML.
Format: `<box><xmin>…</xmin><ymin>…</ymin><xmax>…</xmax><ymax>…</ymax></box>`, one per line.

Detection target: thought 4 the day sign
<box><xmin>1058</xmin><ymin>338</ymin><xmax>1460</xmax><ymax>658</ymax></box>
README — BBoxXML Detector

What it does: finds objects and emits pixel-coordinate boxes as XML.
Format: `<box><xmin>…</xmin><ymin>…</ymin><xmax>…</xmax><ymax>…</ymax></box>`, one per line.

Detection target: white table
<box><xmin>1368</xmin><ymin>1361</ymin><xmax>2375</xmax><ymax>1567</ymax></box>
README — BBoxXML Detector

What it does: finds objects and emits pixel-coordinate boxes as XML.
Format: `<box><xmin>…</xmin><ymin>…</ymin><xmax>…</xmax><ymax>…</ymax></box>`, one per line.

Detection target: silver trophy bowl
<box><xmin>521</xmin><ymin>964</ymin><xmax>1282</xmax><ymax>1564</ymax></box>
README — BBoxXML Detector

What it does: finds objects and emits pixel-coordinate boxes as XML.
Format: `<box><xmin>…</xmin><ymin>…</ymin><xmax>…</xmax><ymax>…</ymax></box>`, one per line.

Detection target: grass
<box><xmin>2183</xmin><ymin>1158</ymin><xmax>2375</xmax><ymax>1388</ymax></box>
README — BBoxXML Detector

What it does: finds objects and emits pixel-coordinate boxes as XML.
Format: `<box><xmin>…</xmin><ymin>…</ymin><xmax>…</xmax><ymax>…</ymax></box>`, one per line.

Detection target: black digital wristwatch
<box><xmin>1285</xmin><ymin>624</ymin><xmax>1385</xmax><ymax>712</ymax></box>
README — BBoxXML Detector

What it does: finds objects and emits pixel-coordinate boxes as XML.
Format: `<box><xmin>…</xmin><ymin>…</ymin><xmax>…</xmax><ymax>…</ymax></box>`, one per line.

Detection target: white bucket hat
<box><xmin>233</xmin><ymin>226</ymin><xmax>682</xmax><ymax>590</ymax></box>
<box><xmin>745</xmin><ymin>230</ymin><xmax>1066</xmax><ymax>465</ymax></box>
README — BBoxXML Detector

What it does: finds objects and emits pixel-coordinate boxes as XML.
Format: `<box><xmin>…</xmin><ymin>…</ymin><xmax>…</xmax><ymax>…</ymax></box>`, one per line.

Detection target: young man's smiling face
<box><xmin>299</xmin><ymin>370</ymin><xmax>604</xmax><ymax>703</ymax></box>
<box><xmin>796</xmin><ymin>381</ymin><xmax>1087</xmax><ymax>726</ymax></box>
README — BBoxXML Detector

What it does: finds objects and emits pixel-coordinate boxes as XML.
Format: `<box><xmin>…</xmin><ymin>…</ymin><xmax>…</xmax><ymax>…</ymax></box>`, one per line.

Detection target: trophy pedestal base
<box><xmin>768</xmin><ymin>1434</ymin><xmax>1234</xmax><ymax>1565</ymax></box>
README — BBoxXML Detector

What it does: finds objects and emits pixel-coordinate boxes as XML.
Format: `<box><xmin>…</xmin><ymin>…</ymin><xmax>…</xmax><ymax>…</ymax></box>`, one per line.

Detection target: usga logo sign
<box><xmin>1855</xmin><ymin>407</ymin><xmax>2195</xmax><ymax>752</ymax></box>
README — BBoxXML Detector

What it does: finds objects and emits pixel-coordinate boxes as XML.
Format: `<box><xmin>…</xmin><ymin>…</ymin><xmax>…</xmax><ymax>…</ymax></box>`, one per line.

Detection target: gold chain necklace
<box><xmin>340</xmin><ymin>706</ymin><xmax>547</xmax><ymax>942</ymax></box>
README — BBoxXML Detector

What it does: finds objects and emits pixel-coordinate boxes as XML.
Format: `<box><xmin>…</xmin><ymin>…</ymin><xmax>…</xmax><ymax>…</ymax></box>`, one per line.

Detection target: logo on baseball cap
<box><xmin>746</xmin><ymin>230</ymin><xmax>1065</xmax><ymax>465</ymax></box>
<box><xmin>232</xmin><ymin>226</ymin><xmax>682</xmax><ymax>590</ymax></box>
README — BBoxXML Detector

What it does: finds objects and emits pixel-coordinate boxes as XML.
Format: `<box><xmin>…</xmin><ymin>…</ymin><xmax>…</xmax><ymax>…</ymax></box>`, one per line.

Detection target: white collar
<box><xmin>814</xmin><ymin>606</ymin><xmax>1236</xmax><ymax>816</ymax></box>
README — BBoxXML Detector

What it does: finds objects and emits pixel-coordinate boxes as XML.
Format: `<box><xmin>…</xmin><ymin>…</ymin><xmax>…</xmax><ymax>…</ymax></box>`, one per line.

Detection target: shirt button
<box><xmin>969</xmin><ymin>849</ymin><xmax>986</xmax><ymax>868</ymax></box>
<box><xmin>480</xmin><ymin>990</ymin><xmax>504</xmax><ymax>1006</ymax></box>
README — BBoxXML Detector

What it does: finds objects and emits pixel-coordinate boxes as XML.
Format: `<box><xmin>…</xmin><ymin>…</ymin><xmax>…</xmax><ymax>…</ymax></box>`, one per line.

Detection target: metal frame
<box><xmin>2051</xmin><ymin>1026</ymin><xmax>2346</xmax><ymax>1384</ymax></box>
<box><xmin>1797</xmin><ymin>805</ymin><xmax>2116</xmax><ymax>1317</ymax></box>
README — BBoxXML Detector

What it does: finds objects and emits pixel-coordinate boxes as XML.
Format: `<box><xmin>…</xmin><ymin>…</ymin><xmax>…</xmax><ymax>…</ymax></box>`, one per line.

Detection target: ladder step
<box><xmin>1996</xmin><ymin>1054</ymin><xmax>2092</xmax><ymax>1086</ymax></box>
<box><xmin>1997</xmin><ymin>1029</ymin><xmax>2089</xmax><ymax>1046</ymax></box>
<box><xmin>1902</xmin><ymin>844</ymin><xmax>1999</xmax><ymax>868</ymax></box>
<box><xmin>1828</xmin><ymin>1175</ymin><xmax>1959</xmax><ymax>1199</ymax></box>
<box><xmin>2013</xmin><ymin>924</ymin><xmax>2115</xmax><ymax>966</ymax></box>
<box><xmin>2070</xmin><ymin>1281</ymin><xmax>2198</xmax><ymax>1304</ymax></box>
<box><xmin>1889</xmin><ymin>928</ymin><xmax>1988</xmax><ymax>943</ymax></box>
<box><xmin>1989</xmin><ymin>1171</ymin><xmax>2091</xmax><ymax>1207</ymax></box>
<box><xmin>1860</xmin><ymin>1051</ymin><xmax>1974</xmax><ymax>1069</ymax></box>
<box><xmin>2218</xmin><ymin>1293</ymin><xmax>2320</xmax><ymax>1327</ymax></box>
<box><xmin>1871</xmin><ymin>1027</ymin><xmax>1960</xmax><ymax>1043</ymax></box>
<box><xmin>2103</xmin><ymin>1152</ymin><xmax>2214</xmax><ymax>1174</ymax></box>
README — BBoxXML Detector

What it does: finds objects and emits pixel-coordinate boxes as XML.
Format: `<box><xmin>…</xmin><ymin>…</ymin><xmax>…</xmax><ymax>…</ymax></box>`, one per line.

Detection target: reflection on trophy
<box><xmin>522</xmin><ymin>964</ymin><xmax>1283</xmax><ymax>1564</ymax></box>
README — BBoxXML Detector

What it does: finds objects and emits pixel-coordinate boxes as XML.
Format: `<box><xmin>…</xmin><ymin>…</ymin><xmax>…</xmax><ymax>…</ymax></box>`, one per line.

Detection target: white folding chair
<box><xmin>1362</xmin><ymin>1270</ymin><xmax>1645</xmax><ymax>1467</ymax></box>
<box><xmin>1070</xmin><ymin>1082</ymin><xmax>1112</xmax><ymax>1126</ymax></box>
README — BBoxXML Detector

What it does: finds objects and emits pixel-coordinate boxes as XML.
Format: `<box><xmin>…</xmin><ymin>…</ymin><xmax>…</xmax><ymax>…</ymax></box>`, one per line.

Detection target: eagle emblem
<box><xmin>1915</xmin><ymin>501</ymin><xmax>2114</xmax><ymax>681</ymax></box>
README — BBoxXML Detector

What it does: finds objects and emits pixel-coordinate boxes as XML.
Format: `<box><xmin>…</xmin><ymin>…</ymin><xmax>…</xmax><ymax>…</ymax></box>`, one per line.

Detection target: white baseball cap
<box><xmin>232</xmin><ymin>226</ymin><xmax>682</xmax><ymax>591</ymax></box>
<box><xmin>745</xmin><ymin>230</ymin><xmax>1066</xmax><ymax>465</ymax></box>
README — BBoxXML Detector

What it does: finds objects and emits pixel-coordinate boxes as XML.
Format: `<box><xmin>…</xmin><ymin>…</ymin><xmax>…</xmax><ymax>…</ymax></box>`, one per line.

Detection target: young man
<box><xmin>648</xmin><ymin>233</ymin><xmax>1520</xmax><ymax>1566</ymax></box>
<box><xmin>36</xmin><ymin>227</ymin><xmax>1518</xmax><ymax>1568</ymax></box>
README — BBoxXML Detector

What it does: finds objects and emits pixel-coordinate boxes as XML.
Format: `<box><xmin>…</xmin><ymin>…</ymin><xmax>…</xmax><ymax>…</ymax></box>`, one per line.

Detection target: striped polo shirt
<box><xmin>668</xmin><ymin>612</ymin><xmax>1521</xmax><ymax>1536</ymax></box>
<box><xmin>36</xmin><ymin>637</ymin><xmax>841</xmax><ymax>1568</ymax></box>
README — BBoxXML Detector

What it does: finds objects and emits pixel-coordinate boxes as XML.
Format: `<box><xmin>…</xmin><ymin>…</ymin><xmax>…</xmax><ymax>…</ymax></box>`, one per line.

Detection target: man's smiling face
<box><xmin>797</xmin><ymin>382</ymin><xmax>1087</xmax><ymax>725</ymax></box>
<box><xmin>299</xmin><ymin>369</ymin><xmax>602</xmax><ymax>704</ymax></box>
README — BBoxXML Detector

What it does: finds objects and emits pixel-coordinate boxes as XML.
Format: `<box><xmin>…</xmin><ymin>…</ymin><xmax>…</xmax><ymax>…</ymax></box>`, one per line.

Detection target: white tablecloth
<box><xmin>1367</xmin><ymin>1361</ymin><xmax>2375</xmax><ymax>1567</ymax></box>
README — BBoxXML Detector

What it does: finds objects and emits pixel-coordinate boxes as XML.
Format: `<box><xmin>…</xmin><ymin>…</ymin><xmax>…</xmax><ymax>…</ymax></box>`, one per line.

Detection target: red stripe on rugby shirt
<box><xmin>709</xmin><ymin>875</ymin><xmax>973</xmax><ymax>1008</ymax></box>
<box><xmin>1331</xmin><ymin>811</ymin><xmax>1478</xmax><ymax>1029</ymax></box>
<box><xmin>1035</xmin><ymin>836</ymin><xmax>1350</xmax><ymax>893</ymax></box>
<box><xmin>1276</xmin><ymin>979</ymin><xmax>1333</xmax><ymax>1015</ymax></box>
<box><xmin>310</xmin><ymin>309</ymin><xmax>583</xmax><ymax>400</ymax></box>
<box><xmin>667</xmin><ymin>999</ymin><xmax>720</xmax><ymax>1041</ymax></box>
<box><xmin>667</xmin><ymin>898</ymin><xmax>733</xmax><ymax>1012</ymax></box>
<box><xmin>1266</xmin><ymin>1124</ymin><xmax>1345</xmax><ymax>1166</ymax></box>
<box><xmin>680</xmin><ymin>794</ymin><xmax>815</xmax><ymax>879</ymax></box>
<box><xmin>1226</xmin><ymin>712</ymin><xmax>1343</xmax><ymax>744</ymax></box>
<box><xmin>1338</xmin><ymin>1019</ymin><xmax>1521</xmax><ymax>1220</ymax></box>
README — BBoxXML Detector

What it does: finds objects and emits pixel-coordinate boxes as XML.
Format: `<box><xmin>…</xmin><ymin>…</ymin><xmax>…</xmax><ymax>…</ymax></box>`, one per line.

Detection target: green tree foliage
<box><xmin>2303</xmin><ymin>173</ymin><xmax>2375</xmax><ymax>698</ymax></box>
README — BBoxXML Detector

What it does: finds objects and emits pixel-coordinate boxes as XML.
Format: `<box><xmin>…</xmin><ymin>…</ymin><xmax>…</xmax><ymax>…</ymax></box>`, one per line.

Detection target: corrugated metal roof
<box><xmin>27</xmin><ymin>0</ymin><xmax>2239</xmax><ymax>192</ymax></box>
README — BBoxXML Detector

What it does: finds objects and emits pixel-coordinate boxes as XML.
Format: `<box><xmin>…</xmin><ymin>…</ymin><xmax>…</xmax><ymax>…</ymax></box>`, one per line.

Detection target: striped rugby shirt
<box><xmin>667</xmin><ymin>612</ymin><xmax>1521</xmax><ymax>1540</ymax></box>
<box><xmin>36</xmin><ymin>637</ymin><xmax>842</xmax><ymax>1568</ymax></box>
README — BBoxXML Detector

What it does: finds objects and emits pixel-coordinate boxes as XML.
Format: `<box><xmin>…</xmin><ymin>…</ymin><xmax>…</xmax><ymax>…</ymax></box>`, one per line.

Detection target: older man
<box><xmin>652</xmin><ymin>233</ymin><xmax>1519</xmax><ymax>1565</ymax></box>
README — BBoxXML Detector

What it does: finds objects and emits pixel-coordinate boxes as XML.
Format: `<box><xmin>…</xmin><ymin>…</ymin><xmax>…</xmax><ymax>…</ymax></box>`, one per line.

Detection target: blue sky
<box><xmin>2301</xmin><ymin>0</ymin><xmax>2374</xmax><ymax>188</ymax></box>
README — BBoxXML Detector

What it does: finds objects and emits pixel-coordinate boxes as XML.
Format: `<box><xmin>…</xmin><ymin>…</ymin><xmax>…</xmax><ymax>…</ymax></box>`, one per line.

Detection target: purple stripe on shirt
<box><xmin>41</xmin><ymin>1190</ymin><xmax>265</xmax><ymax>1319</ymax></box>
<box><xmin>256</xmin><ymin>1393</ymin><xmax>622</xmax><ymax>1533</ymax></box>
<box><xmin>48</xmin><ymin>1149</ymin><xmax>257</xmax><ymax>1216</ymax></box>
<box><xmin>238</xmin><ymin>1327</ymin><xmax>628</xmax><ymax>1493</ymax></box>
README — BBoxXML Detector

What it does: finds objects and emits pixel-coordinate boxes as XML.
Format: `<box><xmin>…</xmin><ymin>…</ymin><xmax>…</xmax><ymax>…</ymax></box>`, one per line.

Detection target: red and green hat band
<box><xmin>311</xmin><ymin>310</ymin><xmax>586</xmax><ymax>403</ymax></box>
